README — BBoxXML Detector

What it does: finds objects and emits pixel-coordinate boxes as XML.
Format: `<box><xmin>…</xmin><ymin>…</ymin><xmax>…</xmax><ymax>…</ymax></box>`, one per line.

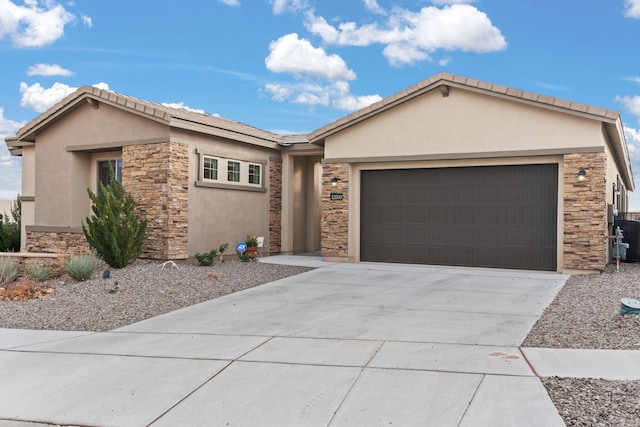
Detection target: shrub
<box><xmin>0</xmin><ymin>196</ymin><xmax>20</xmax><ymax>252</ymax></box>
<box><xmin>0</xmin><ymin>256</ymin><xmax>19</xmax><ymax>286</ymax></box>
<box><xmin>83</xmin><ymin>178</ymin><xmax>147</xmax><ymax>268</ymax></box>
<box><xmin>194</xmin><ymin>249</ymin><xmax>218</xmax><ymax>266</ymax></box>
<box><xmin>218</xmin><ymin>242</ymin><xmax>229</xmax><ymax>263</ymax></box>
<box><xmin>27</xmin><ymin>264</ymin><xmax>51</xmax><ymax>282</ymax></box>
<box><xmin>239</xmin><ymin>253</ymin><xmax>253</xmax><ymax>262</ymax></box>
<box><xmin>64</xmin><ymin>254</ymin><xmax>98</xmax><ymax>281</ymax></box>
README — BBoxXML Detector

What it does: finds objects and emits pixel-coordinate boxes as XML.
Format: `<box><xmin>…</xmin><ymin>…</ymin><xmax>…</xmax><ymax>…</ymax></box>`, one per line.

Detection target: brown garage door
<box><xmin>360</xmin><ymin>164</ymin><xmax>558</xmax><ymax>271</ymax></box>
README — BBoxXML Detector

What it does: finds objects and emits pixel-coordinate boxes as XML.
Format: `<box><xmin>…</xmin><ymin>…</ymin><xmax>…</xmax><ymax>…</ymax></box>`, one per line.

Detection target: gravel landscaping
<box><xmin>3</xmin><ymin>257</ymin><xmax>640</xmax><ymax>425</ymax></box>
<box><xmin>524</xmin><ymin>262</ymin><xmax>640</xmax><ymax>426</ymax></box>
<box><xmin>0</xmin><ymin>258</ymin><xmax>313</xmax><ymax>331</ymax></box>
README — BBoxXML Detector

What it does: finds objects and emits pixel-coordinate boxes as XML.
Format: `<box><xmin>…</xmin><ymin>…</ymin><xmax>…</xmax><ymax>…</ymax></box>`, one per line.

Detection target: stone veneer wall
<box><xmin>321</xmin><ymin>162</ymin><xmax>349</xmax><ymax>258</ymax></box>
<box><xmin>268</xmin><ymin>158</ymin><xmax>282</xmax><ymax>254</ymax></box>
<box><xmin>122</xmin><ymin>142</ymin><xmax>189</xmax><ymax>260</ymax></box>
<box><xmin>25</xmin><ymin>229</ymin><xmax>89</xmax><ymax>254</ymax></box>
<box><xmin>563</xmin><ymin>151</ymin><xmax>608</xmax><ymax>271</ymax></box>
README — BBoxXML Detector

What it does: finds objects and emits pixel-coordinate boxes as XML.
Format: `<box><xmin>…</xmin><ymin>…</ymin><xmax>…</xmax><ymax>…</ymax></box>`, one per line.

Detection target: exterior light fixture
<box><xmin>331</xmin><ymin>177</ymin><xmax>340</xmax><ymax>187</ymax></box>
<box><xmin>577</xmin><ymin>170</ymin><xmax>586</xmax><ymax>181</ymax></box>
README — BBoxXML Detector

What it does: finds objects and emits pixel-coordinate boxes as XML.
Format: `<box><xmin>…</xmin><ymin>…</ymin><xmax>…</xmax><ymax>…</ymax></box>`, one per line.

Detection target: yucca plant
<box><xmin>0</xmin><ymin>256</ymin><xmax>19</xmax><ymax>286</ymax></box>
<box><xmin>63</xmin><ymin>254</ymin><xmax>98</xmax><ymax>281</ymax></box>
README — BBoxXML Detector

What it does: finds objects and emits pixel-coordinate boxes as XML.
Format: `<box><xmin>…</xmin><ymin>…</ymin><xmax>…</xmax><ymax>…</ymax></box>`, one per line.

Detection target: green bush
<box><xmin>64</xmin><ymin>254</ymin><xmax>98</xmax><ymax>281</ymax></box>
<box><xmin>239</xmin><ymin>253</ymin><xmax>253</xmax><ymax>262</ymax></box>
<box><xmin>194</xmin><ymin>249</ymin><xmax>218</xmax><ymax>266</ymax></box>
<box><xmin>218</xmin><ymin>243</ymin><xmax>229</xmax><ymax>263</ymax></box>
<box><xmin>0</xmin><ymin>256</ymin><xmax>19</xmax><ymax>286</ymax></box>
<box><xmin>27</xmin><ymin>264</ymin><xmax>51</xmax><ymax>282</ymax></box>
<box><xmin>0</xmin><ymin>196</ymin><xmax>20</xmax><ymax>252</ymax></box>
<box><xmin>83</xmin><ymin>178</ymin><xmax>147</xmax><ymax>268</ymax></box>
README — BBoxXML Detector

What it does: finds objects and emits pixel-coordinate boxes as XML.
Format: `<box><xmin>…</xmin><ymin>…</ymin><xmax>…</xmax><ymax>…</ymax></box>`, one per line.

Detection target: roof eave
<box><xmin>605</xmin><ymin>119</ymin><xmax>635</xmax><ymax>192</ymax></box>
<box><xmin>170</xmin><ymin>117</ymin><xmax>281</xmax><ymax>150</ymax></box>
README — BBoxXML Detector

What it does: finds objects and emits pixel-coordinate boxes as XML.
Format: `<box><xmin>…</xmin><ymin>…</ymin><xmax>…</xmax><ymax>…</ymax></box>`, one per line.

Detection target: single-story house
<box><xmin>5</xmin><ymin>73</ymin><xmax>634</xmax><ymax>272</ymax></box>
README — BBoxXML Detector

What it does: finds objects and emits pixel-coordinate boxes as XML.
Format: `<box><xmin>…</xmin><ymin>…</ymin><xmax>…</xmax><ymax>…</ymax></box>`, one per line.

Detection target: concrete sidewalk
<box><xmin>0</xmin><ymin>260</ymin><xmax>594</xmax><ymax>426</ymax></box>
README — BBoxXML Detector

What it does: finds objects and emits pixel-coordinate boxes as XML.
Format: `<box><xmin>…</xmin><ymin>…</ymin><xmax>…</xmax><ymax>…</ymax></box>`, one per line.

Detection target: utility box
<box><xmin>613</xmin><ymin>240</ymin><xmax>629</xmax><ymax>261</ymax></box>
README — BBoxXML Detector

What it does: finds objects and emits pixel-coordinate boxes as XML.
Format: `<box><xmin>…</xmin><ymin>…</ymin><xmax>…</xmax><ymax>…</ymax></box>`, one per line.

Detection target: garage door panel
<box><xmin>360</xmin><ymin>164</ymin><xmax>558</xmax><ymax>271</ymax></box>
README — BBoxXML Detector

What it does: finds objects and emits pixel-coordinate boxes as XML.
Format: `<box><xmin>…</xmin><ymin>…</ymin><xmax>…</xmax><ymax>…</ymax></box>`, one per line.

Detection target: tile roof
<box><xmin>10</xmin><ymin>86</ymin><xmax>283</xmax><ymax>147</ymax></box>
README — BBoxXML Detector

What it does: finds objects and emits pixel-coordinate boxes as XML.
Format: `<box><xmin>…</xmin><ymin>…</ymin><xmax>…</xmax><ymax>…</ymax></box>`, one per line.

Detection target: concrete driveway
<box><xmin>0</xmin><ymin>261</ymin><xmax>568</xmax><ymax>426</ymax></box>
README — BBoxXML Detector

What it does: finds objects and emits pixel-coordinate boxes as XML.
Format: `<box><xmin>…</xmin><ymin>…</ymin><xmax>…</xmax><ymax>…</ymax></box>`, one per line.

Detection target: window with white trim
<box><xmin>199</xmin><ymin>154</ymin><xmax>264</xmax><ymax>189</ymax></box>
<box><xmin>249</xmin><ymin>164</ymin><xmax>261</xmax><ymax>185</ymax></box>
<box><xmin>203</xmin><ymin>157</ymin><xmax>218</xmax><ymax>180</ymax></box>
<box><xmin>227</xmin><ymin>161</ymin><xmax>240</xmax><ymax>182</ymax></box>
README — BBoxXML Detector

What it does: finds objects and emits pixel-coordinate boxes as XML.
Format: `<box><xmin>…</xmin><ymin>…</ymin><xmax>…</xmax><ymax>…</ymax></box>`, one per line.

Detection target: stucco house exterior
<box><xmin>5</xmin><ymin>73</ymin><xmax>634</xmax><ymax>272</ymax></box>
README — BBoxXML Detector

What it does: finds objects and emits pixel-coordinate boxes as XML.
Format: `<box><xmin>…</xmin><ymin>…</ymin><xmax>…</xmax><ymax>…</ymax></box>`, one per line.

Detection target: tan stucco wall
<box><xmin>179</xmin><ymin>129</ymin><xmax>276</xmax><ymax>256</ymax></box>
<box><xmin>32</xmin><ymin>103</ymin><xmax>168</xmax><ymax>228</ymax></box>
<box><xmin>324</xmin><ymin>88</ymin><xmax>604</xmax><ymax>161</ymax></box>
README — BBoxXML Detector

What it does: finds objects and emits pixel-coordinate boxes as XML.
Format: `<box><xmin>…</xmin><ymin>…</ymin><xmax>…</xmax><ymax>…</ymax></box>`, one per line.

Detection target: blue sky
<box><xmin>2</xmin><ymin>0</ymin><xmax>640</xmax><ymax>207</ymax></box>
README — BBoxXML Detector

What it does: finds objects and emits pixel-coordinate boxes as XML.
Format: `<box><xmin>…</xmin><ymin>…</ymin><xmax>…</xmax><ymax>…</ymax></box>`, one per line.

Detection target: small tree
<box><xmin>0</xmin><ymin>195</ymin><xmax>21</xmax><ymax>252</ymax></box>
<box><xmin>83</xmin><ymin>179</ymin><xmax>147</xmax><ymax>268</ymax></box>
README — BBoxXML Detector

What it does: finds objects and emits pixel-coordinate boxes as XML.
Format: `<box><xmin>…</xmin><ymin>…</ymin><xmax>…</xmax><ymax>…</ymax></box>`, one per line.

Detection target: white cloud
<box><xmin>617</xmin><ymin>95</ymin><xmax>640</xmax><ymax>121</ymax></box>
<box><xmin>92</xmin><ymin>82</ymin><xmax>110</xmax><ymax>90</ymax></box>
<box><xmin>430</xmin><ymin>0</ymin><xmax>476</xmax><ymax>4</ymax></box>
<box><xmin>0</xmin><ymin>0</ymin><xmax>75</xmax><ymax>47</ymax></box>
<box><xmin>0</xmin><ymin>108</ymin><xmax>25</xmax><ymax>198</ymax></box>
<box><xmin>19</xmin><ymin>81</ymin><xmax>76</xmax><ymax>112</ymax></box>
<box><xmin>438</xmin><ymin>57</ymin><xmax>452</xmax><ymax>66</ymax></box>
<box><xmin>264</xmin><ymin>81</ymin><xmax>382</xmax><ymax>111</ymax></box>
<box><xmin>305</xmin><ymin>4</ymin><xmax>506</xmax><ymax>66</ymax></box>
<box><xmin>218</xmin><ymin>0</ymin><xmax>240</xmax><ymax>6</ymax></box>
<box><xmin>624</xmin><ymin>0</ymin><xmax>640</xmax><ymax>18</ymax></box>
<box><xmin>270</xmin><ymin>0</ymin><xmax>308</xmax><ymax>14</ymax></box>
<box><xmin>363</xmin><ymin>0</ymin><xmax>386</xmax><ymax>15</ymax></box>
<box><xmin>27</xmin><ymin>63</ymin><xmax>73</xmax><ymax>77</ymax></box>
<box><xmin>161</xmin><ymin>102</ymin><xmax>206</xmax><ymax>114</ymax></box>
<box><xmin>625</xmin><ymin>76</ymin><xmax>640</xmax><ymax>84</ymax></box>
<box><xmin>81</xmin><ymin>14</ymin><xmax>92</xmax><ymax>27</ymax></box>
<box><xmin>265</xmin><ymin>33</ymin><xmax>357</xmax><ymax>81</ymax></box>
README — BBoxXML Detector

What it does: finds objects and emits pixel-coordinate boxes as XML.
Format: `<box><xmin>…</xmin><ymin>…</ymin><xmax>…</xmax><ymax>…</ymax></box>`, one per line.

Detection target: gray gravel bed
<box><xmin>543</xmin><ymin>377</ymin><xmax>640</xmax><ymax>427</ymax></box>
<box><xmin>0</xmin><ymin>259</ymin><xmax>313</xmax><ymax>331</ymax></box>
<box><xmin>524</xmin><ymin>262</ymin><xmax>640</xmax><ymax>350</ymax></box>
<box><xmin>524</xmin><ymin>262</ymin><xmax>640</xmax><ymax>426</ymax></box>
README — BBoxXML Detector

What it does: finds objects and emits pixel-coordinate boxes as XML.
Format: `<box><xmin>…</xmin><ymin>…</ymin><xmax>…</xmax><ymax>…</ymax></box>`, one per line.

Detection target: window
<box><xmin>197</xmin><ymin>150</ymin><xmax>265</xmax><ymax>191</ymax></box>
<box><xmin>203</xmin><ymin>157</ymin><xmax>218</xmax><ymax>181</ymax></box>
<box><xmin>227</xmin><ymin>161</ymin><xmax>240</xmax><ymax>182</ymax></box>
<box><xmin>97</xmin><ymin>159</ymin><xmax>122</xmax><ymax>188</ymax></box>
<box><xmin>249</xmin><ymin>164</ymin><xmax>261</xmax><ymax>185</ymax></box>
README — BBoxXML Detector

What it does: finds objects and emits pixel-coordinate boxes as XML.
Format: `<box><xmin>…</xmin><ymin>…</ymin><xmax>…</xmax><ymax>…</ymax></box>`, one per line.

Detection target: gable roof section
<box><xmin>308</xmin><ymin>72</ymin><xmax>633</xmax><ymax>190</ymax></box>
<box><xmin>6</xmin><ymin>86</ymin><xmax>283</xmax><ymax>150</ymax></box>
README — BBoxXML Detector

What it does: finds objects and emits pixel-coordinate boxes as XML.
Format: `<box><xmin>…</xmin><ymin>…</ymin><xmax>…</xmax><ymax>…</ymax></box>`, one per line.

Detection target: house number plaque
<box><xmin>330</xmin><ymin>193</ymin><xmax>344</xmax><ymax>201</ymax></box>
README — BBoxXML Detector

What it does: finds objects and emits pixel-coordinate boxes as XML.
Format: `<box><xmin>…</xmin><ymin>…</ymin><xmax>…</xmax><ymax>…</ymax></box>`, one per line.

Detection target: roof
<box><xmin>307</xmin><ymin>72</ymin><xmax>633</xmax><ymax>190</ymax></box>
<box><xmin>5</xmin><ymin>73</ymin><xmax>633</xmax><ymax>190</ymax></box>
<box><xmin>308</xmin><ymin>72</ymin><xmax>621</xmax><ymax>142</ymax></box>
<box><xmin>6</xmin><ymin>86</ymin><xmax>284</xmax><ymax>150</ymax></box>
